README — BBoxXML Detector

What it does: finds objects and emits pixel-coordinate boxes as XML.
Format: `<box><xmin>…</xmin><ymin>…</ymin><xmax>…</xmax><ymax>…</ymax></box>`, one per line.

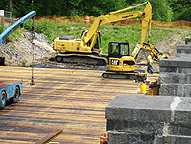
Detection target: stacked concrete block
<box><xmin>105</xmin><ymin>37</ymin><xmax>191</xmax><ymax>143</ymax></box>
<box><xmin>105</xmin><ymin>94</ymin><xmax>191</xmax><ymax>144</ymax></box>
<box><xmin>185</xmin><ymin>37</ymin><xmax>191</xmax><ymax>45</ymax></box>
<box><xmin>177</xmin><ymin>37</ymin><xmax>191</xmax><ymax>57</ymax></box>
<box><xmin>159</xmin><ymin>37</ymin><xmax>191</xmax><ymax>97</ymax></box>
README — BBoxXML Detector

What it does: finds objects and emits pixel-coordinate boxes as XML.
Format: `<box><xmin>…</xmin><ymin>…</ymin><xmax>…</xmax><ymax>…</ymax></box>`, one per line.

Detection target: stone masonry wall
<box><xmin>105</xmin><ymin>37</ymin><xmax>191</xmax><ymax>143</ymax></box>
<box><xmin>105</xmin><ymin>94</ymin><xmax>191</xmax><ymax>144</ymax></box>
<box><xmin>177</xmin><ymin>37</ymin><xmax>191</xmax><ymax>57</ymax></box>
<box><xmin>159</xmin><ymin>37</ymin><xmax>191</xmax><ymax>97</ymax></box>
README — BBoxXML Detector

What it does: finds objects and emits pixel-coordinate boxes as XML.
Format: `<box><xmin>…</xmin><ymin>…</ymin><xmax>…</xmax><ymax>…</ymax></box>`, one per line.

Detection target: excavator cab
<box><xmin>108</xmin><ymin>42</ymin><xmax>136</xmax><ymax>72</ymax></box>
<box><xmin>108</xmin><ymin>42</ymin><xmax>130</xmax><ymax>58</ymax></box>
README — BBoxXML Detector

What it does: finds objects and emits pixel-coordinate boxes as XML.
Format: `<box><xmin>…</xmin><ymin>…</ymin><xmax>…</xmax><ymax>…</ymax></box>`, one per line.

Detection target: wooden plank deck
<box><xmin>0</xmin><ymin>66</ymin><xmax>145</xmax><ymax>144</ymax></box>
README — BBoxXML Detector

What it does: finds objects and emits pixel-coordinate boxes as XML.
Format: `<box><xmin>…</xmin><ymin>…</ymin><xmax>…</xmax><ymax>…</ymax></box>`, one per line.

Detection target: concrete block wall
<box><xmin>159</xmin><ymin>37</ymin><xmax>191</xmax><ymax>97</ymax></box>
<box><xmin>105</xmin><ymin>37</ymin><xmax>191</xmax><ymax>143</ymax></box>
<box><xmin>105</xmin><ymin>94</ymin><xmax>191</xmax><ymax>144</ymax></box>
<box><xmin>185</xmin><ymin>37</ymin><xmax>191</xmax><ymax>45</ymax></box>
<box><xmin>177</xmin><ymin>37</ymin><xmax>191</xmax><ymax>57</ymax></box>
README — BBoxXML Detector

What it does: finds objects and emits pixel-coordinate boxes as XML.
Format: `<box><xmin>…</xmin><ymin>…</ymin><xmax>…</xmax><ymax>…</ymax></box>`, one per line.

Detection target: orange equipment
<box><xmin>85</xmin><ymin>16</ymin><xmax>90</xmax><ymax>25</ymax></box>
<box><xmin>100</xmin><ymin>133</ymin><xmax>108</xmax><ymax>144</ymax></box>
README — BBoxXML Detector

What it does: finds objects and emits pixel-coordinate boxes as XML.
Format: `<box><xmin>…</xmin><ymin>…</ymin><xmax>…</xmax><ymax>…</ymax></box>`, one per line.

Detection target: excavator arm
<box><xmin>82</xmin><ymin>2</ymin><xmax>152</xmax><ymax>49</ymax></box>
<box><xmin>131</xmin><ymin>43</ymin><xmax>160</xmax><ymax>60</ymax></box>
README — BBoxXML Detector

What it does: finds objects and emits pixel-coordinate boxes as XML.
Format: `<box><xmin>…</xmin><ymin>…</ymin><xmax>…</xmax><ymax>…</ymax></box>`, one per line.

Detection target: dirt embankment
<box><xmin>0</xmin><ymin>29</ymin><xmax>189</xmax><ymax>71</ymax></box>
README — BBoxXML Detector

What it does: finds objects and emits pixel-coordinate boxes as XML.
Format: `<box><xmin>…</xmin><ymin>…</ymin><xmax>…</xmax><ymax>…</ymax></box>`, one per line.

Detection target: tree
<box><xmin>135</xmin><ymin>0</ymin><xmax>174</xmax><ymax>22</ymax></box>
<box><xmin>66</xmin><ymin>0</ymin><xmax>127</xmax><ymax>16</ymax></box>
<box><xmin>8</xmin><ymin>0</ymin><xmax>12</xmax><ymax>14</ymax></box>
<box><xmin>169</xmin><ymin>0</ymin><xmax>191</xmax><ymax>21</ymax></box>
<box><xmin>66</xmin><ymin>2</ymin><xmax>71</xmax><ymax>16</ymax></box>
<box><xmin>1</xmin><ymin>0</ymin><xmax>191</xmax><ymax>22</ymax></box>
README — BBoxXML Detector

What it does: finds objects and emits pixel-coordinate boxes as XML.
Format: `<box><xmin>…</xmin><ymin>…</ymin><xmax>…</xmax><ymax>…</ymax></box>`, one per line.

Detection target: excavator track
<box><xmin>55</xmin><ymin>53</ymin><xmax>108</xmax><ymax>66</ymax></box>
<box><xmin>102</xmin><ymin>70</ymin><xmax>147</xmax><ymax>82</ymax></box>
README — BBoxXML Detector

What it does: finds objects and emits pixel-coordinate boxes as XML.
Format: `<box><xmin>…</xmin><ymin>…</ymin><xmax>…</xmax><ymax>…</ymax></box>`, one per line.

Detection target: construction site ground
<box><xmin>0</xmin><ymin>28</ymin><xmax>189</xmax><ymax>143</ymax></box>
<box><xmin>0</xmin><ymin>66</ymin><xmax>158</xmax><ymax>144</ymax></box>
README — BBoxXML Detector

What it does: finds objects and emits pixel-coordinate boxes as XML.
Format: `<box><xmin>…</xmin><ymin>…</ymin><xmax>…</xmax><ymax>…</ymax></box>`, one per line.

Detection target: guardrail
<box><xmin>0</xmin><ymin>16</ymin><xmax>18</xmax><ymax>26</ymax></box>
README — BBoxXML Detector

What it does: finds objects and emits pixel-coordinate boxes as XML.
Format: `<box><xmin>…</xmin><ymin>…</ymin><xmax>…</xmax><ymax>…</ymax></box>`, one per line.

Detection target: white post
<box><xmin>0</xmin><ymin>10</ymin><xmax>4</xmax><ymax>25</ymax></box>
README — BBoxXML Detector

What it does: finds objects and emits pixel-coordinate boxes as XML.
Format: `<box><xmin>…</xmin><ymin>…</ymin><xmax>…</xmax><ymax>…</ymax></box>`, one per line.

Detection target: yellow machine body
<box><xmin>53</xmin><ymin>39</ymin><xmax>92</xmax><ymax>53</ymax></box>
<box><xmin>109</xmin><ymin>56</ymin><xmax>136</xmax><ymax>72</ymax></box>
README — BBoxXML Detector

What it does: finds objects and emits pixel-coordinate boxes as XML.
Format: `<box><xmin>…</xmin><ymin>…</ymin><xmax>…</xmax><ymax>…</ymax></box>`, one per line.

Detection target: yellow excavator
<box><xmin>53</xmin><ymin>2</ymin><xmax>158</xmax><ymax>67</ymax></box>
<box><xmin>102</xmin><ymin>42</ymin><xmax>159</xmax><ymax>81</ymax></box>
<box><xmin>101</xmin><ymin>2</ymin><xmax>160</xmax><ymax>81</ymax></box>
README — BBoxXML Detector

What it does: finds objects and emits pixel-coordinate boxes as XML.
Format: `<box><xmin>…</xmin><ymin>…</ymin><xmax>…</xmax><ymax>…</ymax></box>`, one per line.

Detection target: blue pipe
<box><xmin>0</xmin><ymin>11</ymin><xmax>36</xmax><ymax>46</ymax></box>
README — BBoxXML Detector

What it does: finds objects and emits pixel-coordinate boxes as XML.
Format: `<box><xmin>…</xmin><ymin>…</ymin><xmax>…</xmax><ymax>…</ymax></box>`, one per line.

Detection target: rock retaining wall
<box><xmin>105</xmin><ymin>94</ymin><xmax>191</xmax><ymax>144</ymax></box>
<box><xmin>177</xmin><ymin>37</ymin><xmax>191</xmax><ymax>57</ymax></box>
<box><xmin>105</xmin><ymin>37</ymin><xmax>191</xmax><ymax>143</ymax></box>
<box><xmin>159</xmin><ymin>37</ymin><xmax>191</xmax><ymax>97</ymax></box>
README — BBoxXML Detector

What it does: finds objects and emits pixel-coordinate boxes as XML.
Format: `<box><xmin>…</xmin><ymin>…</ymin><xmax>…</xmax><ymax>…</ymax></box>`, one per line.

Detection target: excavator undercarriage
<box><xmin>102</xmin><ymin>70</ymin><xmax>147</xmax><ymax>82</ymax></box>
<box><xmin>55</xmin><ymin>52</ymin><xmax>108</xmax><ymax>66</ymax></box>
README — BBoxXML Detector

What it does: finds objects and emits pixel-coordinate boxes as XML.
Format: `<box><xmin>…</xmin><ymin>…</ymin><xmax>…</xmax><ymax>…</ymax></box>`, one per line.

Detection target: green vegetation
<box><xmin>2</xmin><ymin>17</ymin><xmax>191</xmax><ymax>54</ymax></box>
<box><xmin>22</xmin><ymin>19</ymin><xmax>191</xmax><ymax>54</ymax></box>
<box><xmin>0</xmin><ymin>0</ymin><xmax>191</xmax><ymax>22</ymax></box>
<box><xmin>0</xmin><ymin>25</ymin><xmax>6</xmax><ymax>33</ymax></box>
<box><xmin>0</xmin><ymin>25</ymin><xmax>24</xmax><ymax>42</ymax></box>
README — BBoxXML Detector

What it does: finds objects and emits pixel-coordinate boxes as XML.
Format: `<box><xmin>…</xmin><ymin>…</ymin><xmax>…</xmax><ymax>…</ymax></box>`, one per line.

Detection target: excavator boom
<box><xmin>83</xmin><ymin>2</ymin><xmax>152</xmax><ymax>46</ymax></box>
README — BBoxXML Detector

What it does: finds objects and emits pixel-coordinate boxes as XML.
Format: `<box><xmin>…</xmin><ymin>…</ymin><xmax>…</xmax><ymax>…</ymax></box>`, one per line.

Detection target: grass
<box><xmin>0</xmin><ymin>25</ymin><xmax>24</xmax><ymax>42</ymax></box>
<box><xmin>2</xmin><ymin>17</ymin><xmax>191</xmax><ymax>54</ymax></box>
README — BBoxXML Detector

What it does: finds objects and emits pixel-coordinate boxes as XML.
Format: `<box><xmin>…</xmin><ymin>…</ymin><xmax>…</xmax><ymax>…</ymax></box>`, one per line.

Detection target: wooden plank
<box><xmin>34</xmin><ymin>129</ymin><xmax>62</xmax><ymax>144</ymax></box>
<box><xmin>0</xmin><ymin>66</ymin><xmax>144</xmax><ymax>143</ymax></box>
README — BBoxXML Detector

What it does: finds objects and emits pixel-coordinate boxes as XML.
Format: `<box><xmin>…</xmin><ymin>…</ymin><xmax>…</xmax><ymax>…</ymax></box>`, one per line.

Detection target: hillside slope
<box><xmin>0</xmin><ymin>29</ymin><xmax>190</xmax><ymax>72</ymax></box>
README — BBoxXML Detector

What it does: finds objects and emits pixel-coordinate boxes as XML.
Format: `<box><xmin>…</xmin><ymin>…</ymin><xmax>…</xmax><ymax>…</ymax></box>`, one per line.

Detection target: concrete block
<box><xmin>155</xmin><ymin>135</ymin><xmax>191</xmax><ymax>144</ymax></box>
<box><xmin>184</xmin><ymin>84</ymin><xmax>191</xmax><ymax>97</ymax></box>
<box><xmin>160</xmin><ymin>67</ymin><xmax>177</xmax><ymax>73</ymax></box>
<box><xmin>186</xmin><ymin>73</ymin><xmax>191</xmax><ymax>84</ymax></box>
<box><xmin>177</xmin><ymin>44</ymin><xmax>191</xmax><ymax>49</ymax></box>
<box><xmin>177</xmin><ymin>53</ymin><xmax>191</xmax><ymax>57</ymax></box>
<box><xmin>174</xmin><ymin>97</ymin><xmax>191</xmax><ymax>123</ymax></box>
<box><xmin>107</xmin><ymin>131</ymin><xmax>155</xmax><ymax>144</ymax></box>
<box><xmin>159</xmin><ymin>57</ymin><xmax>191</xmax><ymax>68</ymax></box>
<box><xmin>105</xmin><ymin>94</ymin><xmax>173</xmax><ymax>122</ymax></box>
<box><xmin>177</xmin><ymin>44</ymin><xmax>191</xmax><ymax>57</ymax></box>
<box><xmin>159</xmin><ymin>73</ymin><xmax>188</xmax><ymax>84</ymax></box>
<box><xmin>159</xmin><ymin>73</ymin><xmax>191</xmax><ymax>84</ymax></box>
<box><xmin>159</xmin><ymin>84</ymin><xmax>183</xmax><ymax>96</ymax></box>
<box><xmin>160</xmin><ymin>67</ymin><xmax>191</xmax><ymax>73</ymax></box>
<box><xmin>178</xmin><ymin>68</ymin><xmax>191</xmax><ymax>73</ymax></box>
<box><xmin>168</xmin><ymin>123</ymin><xmax>191</xmax><ymax>136</ymax></box>
<box><xmin>185</xmin><ymin>37</ymin><xmax>191</xmax><ymax>45</ymax></box>
<box><xmin>178</xmin><ymin>74</ymin><xmax>189</xmax><ymax>84</ymax></box>
<box><xmin>106</xmin><ymin>95</ymin><xmax>191</xmax><ymax>143</ymax></box>
<box><xmin>107</xmin><ymin>120</ymin><xmax>163</xmax><ymax>135</ymax></box>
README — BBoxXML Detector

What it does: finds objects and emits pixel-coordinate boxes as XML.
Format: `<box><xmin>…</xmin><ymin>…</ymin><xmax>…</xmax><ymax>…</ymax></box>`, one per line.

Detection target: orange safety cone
<box><xmin>85</xmin><ymin>16</ymin><xmax>90</xmax><ymax>25</ymax></box>
<box><xmin>100</xmin><ymin>133</ymin><xmax>107</xmax><ymax>144</ymax></box>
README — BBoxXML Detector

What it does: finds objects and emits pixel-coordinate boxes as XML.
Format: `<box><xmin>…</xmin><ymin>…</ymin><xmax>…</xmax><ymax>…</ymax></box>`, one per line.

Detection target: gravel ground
<box><xmin>0</xmin><ymin>30</ymin><xmax>55</xmax><ymax>67</ymax></box>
